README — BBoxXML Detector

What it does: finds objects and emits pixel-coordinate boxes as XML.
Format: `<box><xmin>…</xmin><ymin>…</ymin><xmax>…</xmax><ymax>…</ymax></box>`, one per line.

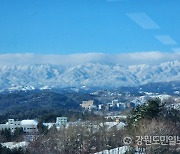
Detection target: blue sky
<box><xmin>0</xmin><ymin>0</ymin><xmax>180</xmax><ymax>54</ymax></box>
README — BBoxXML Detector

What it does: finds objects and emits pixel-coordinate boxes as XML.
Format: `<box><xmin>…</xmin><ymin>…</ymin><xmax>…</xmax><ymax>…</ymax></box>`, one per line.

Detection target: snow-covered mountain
<box><xmin>0</xmin><ymin>61</ymin><xmax>179</xmax><ymax>91</ymax></box>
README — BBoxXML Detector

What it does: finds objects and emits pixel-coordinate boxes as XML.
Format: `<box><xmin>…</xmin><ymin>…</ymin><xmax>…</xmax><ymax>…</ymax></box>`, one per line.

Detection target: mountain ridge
<box><xmin>0</xmin><ymin>61</ymin><xmax>179</xmax><ymax>92</ymax></box>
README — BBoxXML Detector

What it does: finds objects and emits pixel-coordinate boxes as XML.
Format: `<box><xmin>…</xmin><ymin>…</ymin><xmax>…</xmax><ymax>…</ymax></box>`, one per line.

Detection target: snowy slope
<box><xmin>129</xmin><ymin>61</ymin><xmax>180</xmax><ymax>84</ymax></box>
<box><xmin>94</xmin><ymin>146</ymin><xmax>129</xmax><ymax>154</ymax></box>
<box><xmin>1</xmin><ymin>141</ymin><xmax>29</xmax><ymax>149</ymax></box>
<box><xmin>0</xmin><ymin>61</ymin><xmax>179</xmax><ymax>91</ymax></box>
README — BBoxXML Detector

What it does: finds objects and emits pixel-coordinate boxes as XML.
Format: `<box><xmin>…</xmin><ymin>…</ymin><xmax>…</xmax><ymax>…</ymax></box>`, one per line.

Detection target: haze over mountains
<box><xmin>0</xmin><ymin>60</ymin><xmax>179</xmax><ymax>92</ymax></box>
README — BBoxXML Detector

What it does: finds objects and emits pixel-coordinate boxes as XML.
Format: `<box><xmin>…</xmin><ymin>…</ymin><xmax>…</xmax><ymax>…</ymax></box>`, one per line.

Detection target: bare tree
<box><xmin>129</xmin><ymin>118</ymin><xmax>179</xmax><ymax>154</ymax></box>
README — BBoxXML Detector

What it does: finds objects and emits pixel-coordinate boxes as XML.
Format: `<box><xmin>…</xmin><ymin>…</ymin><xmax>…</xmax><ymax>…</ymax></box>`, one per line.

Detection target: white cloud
<box><xmin>155</xmin><ymin>35</ymin><xmax>177</xmax><ymax>45</ymax></box>
<box><xmin>127</xmin><ymin>13</ymin><xmax>160</xmax><ymax>29</ymax></box>
<box><xmin>0</xmin><ymin>51</ymin><xmax>179</xmax><ymax>66</ymax></box>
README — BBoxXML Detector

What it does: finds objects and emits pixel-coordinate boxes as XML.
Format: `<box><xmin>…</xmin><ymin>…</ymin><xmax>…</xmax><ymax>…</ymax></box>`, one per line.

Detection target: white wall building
<box><xmin>21</xmin><ymin>120</ymin><xmax>38</xmax><ymax>133</ymax></box>
<box><xmin>0</xmin><ymin>119</ymin><xmax>38</xmax><ymax>133</ymax></box>
<box><xmin>56</xmin><ymin>117</ymin><xmax>67</xmax><ymax>126</ymax></box>
<box><xmin>0</xmin><ymin>119</ymin><xmax>21</xmax><ymax>132</ymax></box>
<box><xmin>43</xmin><ymin>117</ymin><xmax>68</xmax><ymax>128</ymax></box>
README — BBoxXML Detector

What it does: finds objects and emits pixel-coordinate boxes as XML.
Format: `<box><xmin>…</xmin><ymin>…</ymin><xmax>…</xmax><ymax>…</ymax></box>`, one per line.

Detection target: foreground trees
<box><xmin>27</xmin><ymin>98</ymin><xmax>180</xmax><ymax>154</ymax></box>
<box><xmin>0</xmin><ymin>144</ymin><xmax>25</xmax><ymax>154</ymax></box>
<box><xmin>126</xmin><ymin>98</ymin><xmax>180</xmax><ymax>154</ymax></box>
<box><xmin>0</xmin><ymin>128</ymin><xmax>24</xmax><ymax>143</ymax></box>
<box><xmin>127</xmin><ymin>119</ymin><xmax>179</xmax><ymax>154</ymax></box>
<box><xmin>29</xmin><ymin>122</ymin><xmax>125</xmax><ymax>154</ymax></box>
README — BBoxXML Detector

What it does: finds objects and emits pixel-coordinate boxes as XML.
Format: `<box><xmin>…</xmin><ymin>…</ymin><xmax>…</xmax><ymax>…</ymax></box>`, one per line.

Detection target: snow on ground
<box><xmin>43</xmin><ymin>122</ymin><xmax>55</xmax><ymax>129</ymax></box>
<box><xmin>116</xmin><ymin>122</ymin><xmax>126</xmax><ymax>130</ymax></box>
<box><xmin>66</xmin><ymin>121</ymin><xmax>126</xmax><ymax>131</ymax></box>
<box><xmin>94</xmin><ymin>146</ymin><xmax>129</xmax><ymax>154</ymax></box>
<box><xmin>105</xmin><ymin>115</ymin><xmax>127</xmax><ymax>119</ymax></box>
<box><xmin>100</xmin><ymin>122</ymin><xmax>126</xmax><ymax>130</ymax></box>
<box><xmin>40</xmin><ymin>85</ymin><xmax>51</xmax><ymax>90</ymax></box>
<box><xmin>1</xmin><ymin>141</ymin><xmax>29</xmax><ymax>149</ymax></box>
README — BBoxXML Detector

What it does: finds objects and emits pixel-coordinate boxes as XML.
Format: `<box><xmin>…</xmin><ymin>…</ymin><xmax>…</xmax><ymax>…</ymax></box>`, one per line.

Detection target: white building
<box><xmin>0</xmin><ymin>119</ymin><xmax>21</xmax><ymax>132</ymax></box>
<box><xmin>0</xmin><ymin>119</ymin><xmax>38</xmax><ymax>133</ymax></box>
<box><xmin>56</xmin><ymin>117</ymin><xmax>67</xmax><ymax>126</ymax></box>
<box><xmin>21</xmin><ymin>120</ymin><xmax>38</xmax><ymax>133</ymax></box>
<box><xmin>43</xmin><ymin>117</ymin><xmax>68</xmax><ymax>129</ymax></box>
<box><xmin>98</xmin><ymin>104</ymin><xmax>103</xmax><ymax>110</ymax></box>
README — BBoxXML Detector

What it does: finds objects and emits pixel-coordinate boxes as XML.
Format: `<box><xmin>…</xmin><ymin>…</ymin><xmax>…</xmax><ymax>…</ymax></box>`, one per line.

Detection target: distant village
<box><xmin>80</xmin><ymin>99</ymin><xmax>135</xmax><ymax>111</ymax></box>
<box><xmin>0</xmin><ymin>99</ymin><xmax>134</xmax><ymax>137</ymax></box>
<box><xmin>1</xmin><ymin>93</ymin><xmax>178</xmax><ymax>136</ymax></box>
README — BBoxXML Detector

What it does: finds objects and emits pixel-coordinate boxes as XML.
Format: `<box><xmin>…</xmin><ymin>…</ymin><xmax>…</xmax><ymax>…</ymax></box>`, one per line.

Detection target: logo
<box><xmin>123</xmin><ymin>136</ymin><xmax>132</xmax><ymax>145</ymax></box>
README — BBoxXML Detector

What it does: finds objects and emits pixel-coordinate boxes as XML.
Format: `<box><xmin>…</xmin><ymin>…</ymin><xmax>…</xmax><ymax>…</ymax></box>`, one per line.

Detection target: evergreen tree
<box><xmin>145</xmin><ymin>99</ymin><xmax>164</xmax><ymax>118</ymax></box>
<box><xmin>13</xmin><ymin>128</ymin><xmax>24</xmax><ymax>141</ymax></box>
<box><xmin>128</xmin><ymin>98</ymin><xmax>165</xmax><ymax>125</ymax></box>
<box><xmin>37</xmin><ymin>121</ymin><xmax>48</xmax><ymax>135</ymax></box>
<box><xmin>1</xmin><ymin>128</ymin><xmax>12</xmax><ymax>142</ymax></box>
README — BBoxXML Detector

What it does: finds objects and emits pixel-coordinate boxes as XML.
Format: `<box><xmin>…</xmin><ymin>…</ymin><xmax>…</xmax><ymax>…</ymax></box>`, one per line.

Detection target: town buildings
<box><xmin>0</xmin><ymin>117</ymin><xmax>68</xmax><ymax>133</ymax></box>
<box><xmin>81</xmin><ymin>99</ymin><xmax>135</xmax><ymax>111</ymax></box>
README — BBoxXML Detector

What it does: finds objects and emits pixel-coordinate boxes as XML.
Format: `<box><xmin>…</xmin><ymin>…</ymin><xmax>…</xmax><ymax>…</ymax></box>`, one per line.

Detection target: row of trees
<box><xmin>28</xmin><ymin>122</ymin><xmax>125</xmax><ymax>154</ymax></box>
<box><xmin>0</xmin><ymin>128</ymin><xmax>26</xmax><ymax>154</ymax></box>
<box><xmin>0</xmin><ymin>128</ymin><xmax>24</xmax><ymax>143</ymax></box>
